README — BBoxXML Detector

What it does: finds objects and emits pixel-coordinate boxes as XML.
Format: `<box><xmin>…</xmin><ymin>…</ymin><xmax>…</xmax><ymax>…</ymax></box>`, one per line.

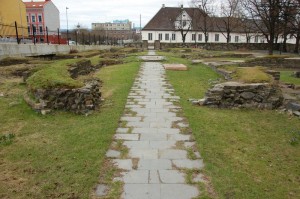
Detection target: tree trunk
<box><xmin>268</xmin><ymin>39</ymin><xmax>274</xmax><ymax>55</ymax></box>
<box><xmin>282</xmin><ymin>35</ymin><xmax>287</xmax><ymax>52</ymax></box>
<box><xmin>227</xmin><ymin>32</ymin><xmax>230</xmax><ymax>44</ymax></box>
<box><xmin>294</xmin><ymin>33</ymin><xmax>300</xmax><ymax>54</ymax></box>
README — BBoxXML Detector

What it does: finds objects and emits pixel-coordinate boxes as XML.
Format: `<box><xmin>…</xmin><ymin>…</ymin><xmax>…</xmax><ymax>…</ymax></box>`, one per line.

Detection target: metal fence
<box><xmin>0</xmin><ymin>21</ymin><xmax>128</xmax><ymax>46</ymax></box>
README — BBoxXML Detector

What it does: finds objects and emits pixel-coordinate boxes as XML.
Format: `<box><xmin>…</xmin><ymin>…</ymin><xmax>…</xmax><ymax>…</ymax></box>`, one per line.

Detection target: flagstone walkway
<box><xmin>103</xmin><ymin>50</ymin><xmax>204</xmax><ymax>199</ymax></box>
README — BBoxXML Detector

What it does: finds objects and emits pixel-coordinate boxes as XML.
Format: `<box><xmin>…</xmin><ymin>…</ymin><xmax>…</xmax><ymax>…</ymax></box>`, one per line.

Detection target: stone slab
<box><xmin>140</xmin><ymin>133</ymin><xmax>168</xmax><ymax>141</ymax></box>
<box><xmin>122</xmin><ymin>184</ymin><xmax>160</xmax><ymax>199</ymax></box>
<box><xmin>106</xmin><ymin>149</ymin><xmax>121</xmax><ymax>158</ymax></box>
<box><xmin>149</xmin><ymin>170</ymin><xmax>160</xmax><ymax>184</ymax></box>
<box><xmin>123</xmin><ymin>141</ymin><xmax>150</xmax><ymax>149</ymax></box>
<box><xmin>129</xmin><ymin>149</ymin><xmax>158</xmax><ymax>159</ymax></box>
<box><xmin>160</xmin><ymin>184</ymin><xmax>199</xmax><ymax>199</ymax></box>
<box><xmin>159</xmin><ymin>170</ymin><xmax>185</xmax><ymax>183</ymax></box>
<box><xmin>149</xmin><ymin>141</ymin><xmax>177</xmax><ymax>149</ymax></box>
<box><xmin>159</xmin><ymin>149</ymin><xmax>187</xmax><ymax>159</ymax></box>
<box><xmin>116</xmin><ymin>128</ymin><xmax>129</xmax><ymax>134</ymax></box>
<box><xmin>173</xmin><ymin>159</ymin><xmax>204</xmax><ymax>169</ymax></box>
<box><xmin>95</xmin><ymin>184</ymin><xmax>109</xmax><ymax>197</ymax></box>
<box><xmin>163</xmin><ymin>64</ymin><xmax>188</xmax><ymax>71</ymax></box>
<box><xmin>112</xmin><ymin>159</ymin><xmax>133</xmax><ymax>170</ymax></box>
<box><xmin>138</xmin><ymin>159</ymin><xmax>172</xmax><ymax>170</ymax></box>
<box><xmin>121</xmin><ymin>170</ymin><xmax>149</xmax><ymax>183</ymax></box>
<box><xmin>114</xmin><ymin>134</ymin><xmax>139</xmax><ymax>141</ymax></box>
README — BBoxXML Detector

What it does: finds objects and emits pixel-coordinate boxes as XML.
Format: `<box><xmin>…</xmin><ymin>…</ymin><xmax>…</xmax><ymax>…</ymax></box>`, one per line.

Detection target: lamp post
<box><xmin>66</xmin><ymin>7</ymin><xmax>69</xmax><ymax>45</ymax></box>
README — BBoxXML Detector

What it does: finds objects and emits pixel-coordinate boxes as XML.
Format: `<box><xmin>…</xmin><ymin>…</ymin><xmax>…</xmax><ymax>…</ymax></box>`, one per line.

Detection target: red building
<box><xmin>24</xmin><ymin>0</ymin><xmax>63</xmax><ymax>44</ymax></box>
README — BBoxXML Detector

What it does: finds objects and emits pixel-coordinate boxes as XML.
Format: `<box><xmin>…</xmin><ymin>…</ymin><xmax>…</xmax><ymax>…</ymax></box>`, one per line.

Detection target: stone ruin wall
<box><xmin>32</xmin><ymin>79</ymin><xmax>101</xmax><ymax>114</ymax></box>
<box><xmin>25</xmin><ymin>60</ymin><xmax>102</xmax><ymax>114</ymax></box>
<box><xmin>202</xmin><ymin>82</ymin><xmax>283</xmax><ymax>109</ymax></box>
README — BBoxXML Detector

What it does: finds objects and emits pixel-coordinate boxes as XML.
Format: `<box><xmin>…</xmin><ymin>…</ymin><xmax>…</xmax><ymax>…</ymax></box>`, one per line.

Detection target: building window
<box><xmin>198</xmin><ymin>34</ymin><xmax>202</xmax><ymax>41</ymax></box>
<box><xmin>158</xmin><ymin>33</ymin><xmax>162</xmax><ymax>41</ymax></box>
<box><xmin>165</xmin><ymin>33</ymin><xmax>169</xmax><ymax>41</ymax></box>
<box><xmin>215</xmin><ymin>34</ymin><xmax>219</xmax><ymax>42</ymax></box>
<box><xmin>148</xmin><ymin>33</ymin><xmax>153</xmax><ymax>41</ymax></box>
<box><xmin>192</xmin><ymin>34</ymin><xmax>196</xmax><ymax>41</ymax></box>
<box><xmin>28</xmin><ymin>26</ymin><xmax>30</xmax><ymax>34</ymax></box>
<box><xmin>172</xmin><ymin>33</ymin><xmax>176</xmax><ymax>40</ymax></box>
<box><xmin>39</xmin><ymin>26</ymin><xmax>43</xmax><ymax>34</ymax></box>
<box><xmin>38</xmin><ymin>15</ymin><xmax>42</xmax><ymax>22</ymax></box>
<box><xmin>255</xmin><ymin>36</ymin><xmax>259</xmax><ymax>43</ymax></box>
<box><xmin>235</xmin><ymin>36</ymin><xmax>239</xmax><ymax>43</ymax></box>
<box><xmin>183</xmin><ymin>20</ymin><xmax>187</xmax><ymax>27</ymax></box>
<box><xmin>32</xmin><ymin>15</ymin><xmax>36</xmax><ymax>22</ymax></box>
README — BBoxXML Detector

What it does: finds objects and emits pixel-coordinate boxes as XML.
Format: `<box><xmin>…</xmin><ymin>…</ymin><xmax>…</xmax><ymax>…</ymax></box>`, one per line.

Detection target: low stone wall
<box><xmin>68</xmin><ymin>59</ymin><xmax>94</xmax><ymax>78</ymax></box>
<box><xmin>28</xmin><ymin>79</ymin><xmax>101</xmax><ymax>114</ymax></box>
<box><xmin>159</xmin><ymin>43</ymin><xmax>278</xmax><ymax>51</ymax></box>
<box><xmin>201</xmin><ymin>82</ymin><xmax>283</xmax><ymax>109</ymax></box>
<box><xmin>0</xmin><ymin>43</ymin><xmax>111</xmax><ymax>60</ymax></box>
<box><xmin>240</xmin><ymin>57</ymin><xmax>300</xmax><ymax>69</ymax></box>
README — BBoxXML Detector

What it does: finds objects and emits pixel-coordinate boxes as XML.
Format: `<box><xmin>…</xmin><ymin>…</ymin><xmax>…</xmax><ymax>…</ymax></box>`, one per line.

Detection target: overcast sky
<box><xmin>23</xmin><ymin>0</ymin><xmax>222</xmax><ymax>30</ymax></box>
<box><xmin>23</xmin><ymin>0</ymin><xmax>222</xmax><ymax>29</ymax></box>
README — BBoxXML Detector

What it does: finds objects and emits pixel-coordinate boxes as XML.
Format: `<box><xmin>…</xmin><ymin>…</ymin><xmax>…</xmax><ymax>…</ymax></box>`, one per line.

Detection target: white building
<box><xmin>92</xmin><ymin>19</ymin><xmax>132</xmax><ymax>31</ymax></box>
<box><xmin>142</xmin><ymin>5</ymin><xmax>296</xmax><ymax>45</ymax></box>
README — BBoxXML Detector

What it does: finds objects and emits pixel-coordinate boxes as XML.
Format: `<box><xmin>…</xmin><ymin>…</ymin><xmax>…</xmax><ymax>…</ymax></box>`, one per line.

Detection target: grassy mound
<box><xmin>26</xmin><ymin>60</ymin><xmax>84</xmax><ymax>90</ymax></box>
<box><xmin>235</xmin><ymin>66</ymin><xmax>272</xmax><ymax>83</ymax></box>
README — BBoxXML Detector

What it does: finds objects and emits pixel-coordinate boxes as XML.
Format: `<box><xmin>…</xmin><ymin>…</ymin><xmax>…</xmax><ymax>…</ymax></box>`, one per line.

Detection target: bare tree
<box><xmin>279</xmin><ymin>0</ymin><xmax>295</xmax><ymax>52</ymax></box>
<box><xmin>290</xmin><ymin>0</ymin><xmax>300</xmax><ymax>53</ymax></box>
<box><xmin>243</xmin><ymin>0</ymin><xmax>282</xmax><ymax>55</ymax></box>
<box><xmin>190</xmin><ymin>0</ymin><xmax>215</xmax><ymax>43</ymax></box>
<box><xmin>175</xmin><ymin>6</ymin><xmax>193</xmax><ymax>44</ymax></box>
<box><xmin>216</xmin><ymin>0</ymin><xmax>241</xmax><ymax>43</ymax></box>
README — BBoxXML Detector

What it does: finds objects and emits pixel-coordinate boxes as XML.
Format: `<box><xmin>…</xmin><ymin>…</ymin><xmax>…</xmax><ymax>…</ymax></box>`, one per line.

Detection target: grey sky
<box><xmin>23</xmin><ymin>0</ymin><xmax>222</xmax><ymax>30</ymax></box>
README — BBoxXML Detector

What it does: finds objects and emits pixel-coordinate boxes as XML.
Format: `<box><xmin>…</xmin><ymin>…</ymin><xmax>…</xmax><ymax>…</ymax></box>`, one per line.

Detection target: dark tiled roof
<box><xmin>143</xmin><ymin>7</ymin><xmax>260</xmax><ymax>33</ymax></box>
<box><xmin>143</xmin><ymin>7</ymin><xmax>207</xmax><ymax>31</ymax></box>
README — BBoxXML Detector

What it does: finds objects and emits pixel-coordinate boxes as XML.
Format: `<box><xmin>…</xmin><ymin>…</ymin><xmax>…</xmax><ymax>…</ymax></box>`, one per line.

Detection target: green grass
<box><xmin>235</xmin><ymin>67</ymin><xmax>272</xmax><ymax>83</ymax></box>
<box><xmin>163</xmin><ymin>52</ymin><xmax>300</xmax><ymax>199</ymax></box>
<box><xmin>0</xmin><ymin>57</ymin><xmax>140</xmax><ymax>198</ymax></box>
<box><xmin>26</xmin><ymin>59</ymin><xmax>84</xmax><ymax>90</ymax></box>
<box><xmin>280</xmin><ymin>71</ymin><xmax>300</xmax><ymax>85</ymax></box>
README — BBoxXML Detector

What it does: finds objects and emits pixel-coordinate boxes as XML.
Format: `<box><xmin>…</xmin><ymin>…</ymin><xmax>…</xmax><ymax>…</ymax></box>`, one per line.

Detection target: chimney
<box><xmin>162</xmin><ymin>4</ymin><xmax>165</xmax><ymax>8</ymax></box>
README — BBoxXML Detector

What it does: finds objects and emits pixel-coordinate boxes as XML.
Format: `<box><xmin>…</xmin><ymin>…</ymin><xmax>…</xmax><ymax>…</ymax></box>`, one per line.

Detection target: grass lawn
<box><xmin>159</xmin><ymin>51</ymin><xmax>300</xmax><ymax>199</ymax></box>
<box><xmin>280</xmin><ymin>71</ymin><xmax>300</xmax><ymax>85</ymax></box>
<box><xmin>0</xmin><ymin>54</ymin><xmax>141</xmax><ymax>198</ymax></box>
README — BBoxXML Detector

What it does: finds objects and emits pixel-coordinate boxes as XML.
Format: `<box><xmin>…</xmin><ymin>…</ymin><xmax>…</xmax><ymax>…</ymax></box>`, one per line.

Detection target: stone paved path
<box><xmin>104</xmin><ymin>50</ymin><xmax>204</xmax><ymax>199</ymax></box>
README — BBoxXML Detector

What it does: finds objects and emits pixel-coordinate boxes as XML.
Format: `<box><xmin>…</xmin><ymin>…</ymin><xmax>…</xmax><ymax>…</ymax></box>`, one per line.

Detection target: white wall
<box><xmin>142</xmin><ymin>30</ymin><xmax>267</xmax><ymax>44</ymax></box>
<box><xmin>44</xmin><ymin>2</ymin><xmax>60</xmax><ymax>32</ymax></box>
<box><xmin>0</xmin><ymin>44</ymin><xmax>111</xmax><ymax>59</ymax></box>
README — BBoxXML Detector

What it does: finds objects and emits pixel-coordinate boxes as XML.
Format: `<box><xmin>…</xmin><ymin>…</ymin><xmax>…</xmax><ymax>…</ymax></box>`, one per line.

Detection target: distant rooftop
<box><xmin>24</xmin><ymin>0</ymin><xmax>50</xmax><ymax>8</ymax></box>
<box><xmin>113</xmin><ymin>19</ymin><xmax>130</xmax><ymax>24</ymax></box>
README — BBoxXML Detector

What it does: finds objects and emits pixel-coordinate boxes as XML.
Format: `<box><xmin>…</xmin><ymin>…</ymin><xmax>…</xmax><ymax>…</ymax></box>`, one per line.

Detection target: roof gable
<box><xmin>143</xmin><ymin>7</ymin><xmax>207</xmax><ymax>31</ymax></box>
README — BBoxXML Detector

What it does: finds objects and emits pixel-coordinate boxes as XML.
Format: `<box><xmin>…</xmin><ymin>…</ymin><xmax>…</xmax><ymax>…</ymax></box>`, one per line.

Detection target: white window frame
<box><xmin>215</xmin><ymin>34</ymin><xmax>219</xmax><ymax>42</ymax></box>
<box><xmin>158</xmin><ymin>33</ymin><xmax>162</xmax><ymax>41</ymax></box>
<box><xmin>148</xmin><ymin>33</ymin><xmax>153</xmax><ymax>41</ymax></box>
<box><xmin>198</xmin><ymin>34</ymin><xmax>202</xmax><ymax>41</ymax></box>
<box><xmin>172</xmin><ymin>33</ymin><xmax>176</xmax><ymax>41</ymax></box>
